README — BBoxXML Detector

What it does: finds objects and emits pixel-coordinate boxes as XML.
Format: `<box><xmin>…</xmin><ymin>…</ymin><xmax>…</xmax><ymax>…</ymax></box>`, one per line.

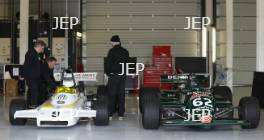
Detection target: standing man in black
<box><xmin>21</xmin><ymin>40</ymin><xmax>45</xmax><ymax>107</ymax></box>
<box><xmin>106</xmin><ymin>35</ymin><xmax>129</xmax><ymax>120</ymax></box>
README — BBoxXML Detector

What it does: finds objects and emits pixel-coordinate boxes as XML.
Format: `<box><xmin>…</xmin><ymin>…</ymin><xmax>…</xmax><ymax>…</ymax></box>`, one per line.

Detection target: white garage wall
<box><xmin>82</xmin><ymin>0</ymin><xmax>201</xmax><ymax>84</ymax></box>
<box><xmin>216</xmin><ymin>0</ymin><xmax>256</xmax><ymax>85</ymax></box>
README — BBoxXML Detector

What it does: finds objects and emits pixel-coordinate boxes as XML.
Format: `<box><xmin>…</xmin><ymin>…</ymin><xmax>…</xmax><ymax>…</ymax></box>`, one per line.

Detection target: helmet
<box><xmin>62</xmin><ymin>73</ymin><xmax>75</xmax><ymax>87</ymax></box>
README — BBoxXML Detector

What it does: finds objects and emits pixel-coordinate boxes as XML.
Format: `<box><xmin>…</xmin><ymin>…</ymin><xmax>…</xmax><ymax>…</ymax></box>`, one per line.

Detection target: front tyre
<box><xmin>142</xmin><ymin>88</ymin><xmax>160</xmax><ymax>129</ymax></box>
<box><xmin>139</xmin><ymin>88</ymin><xmax>159</xmax><ymax>113</ymax></box>
<box><xmin>9</xmin><ymin>99</ymin><xmax>27</xmax><ymax>125</ymax></box>
<box><xmin>239</xmin><ymin>97</ymin><xmax>260</xmax><ymax>129</ymax></box>
<box><xmin>94</xmin><ymin>97</ymin><xmax>109</xmax><ymax>126</ymax></box>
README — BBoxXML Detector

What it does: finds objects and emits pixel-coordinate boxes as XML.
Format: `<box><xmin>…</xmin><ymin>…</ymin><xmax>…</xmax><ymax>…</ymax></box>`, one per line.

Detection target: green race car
<box><xmin>140</xmin><ymin>74</ymin><xmax>260</xmax><ymax>129</ymax></box>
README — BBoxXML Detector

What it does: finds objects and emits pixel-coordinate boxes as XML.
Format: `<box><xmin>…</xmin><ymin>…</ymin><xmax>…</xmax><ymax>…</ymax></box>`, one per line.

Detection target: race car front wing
<box><xmin>14</xmin><ymin>109</ymin><xmax>97</xmax><ymax>127</ymax></box>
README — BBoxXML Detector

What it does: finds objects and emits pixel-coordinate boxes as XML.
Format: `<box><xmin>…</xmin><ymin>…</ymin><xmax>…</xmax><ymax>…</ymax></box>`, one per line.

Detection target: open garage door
<box><xmin>82</xmin><ymin>0</ymin><xmax>201</xmax><ymax>84</ymax></box>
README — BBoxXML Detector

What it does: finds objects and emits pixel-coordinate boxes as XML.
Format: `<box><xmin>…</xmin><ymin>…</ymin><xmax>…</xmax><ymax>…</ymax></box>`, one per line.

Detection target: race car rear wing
<box><xmin>54</xmin><ymin>72</ymin><xmax>98</xmax><ymax>82</ymax></box>
<box><xmin>160</xmin><ymin>73</ymin><xmax>211</xmax><ymax>88</ymax></box>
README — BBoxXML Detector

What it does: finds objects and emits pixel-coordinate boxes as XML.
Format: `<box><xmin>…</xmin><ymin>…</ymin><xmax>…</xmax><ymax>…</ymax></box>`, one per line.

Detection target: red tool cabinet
<box><xmin>143</xmin><ymin>45</ymin><xmax>173</xmax><ymax>89</ymax></box>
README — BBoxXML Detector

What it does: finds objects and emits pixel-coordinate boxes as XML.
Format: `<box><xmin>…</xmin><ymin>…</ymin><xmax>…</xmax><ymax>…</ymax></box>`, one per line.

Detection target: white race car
<box><xmin>9</xmin><ymin>71</ymin><xmax>109</xmax><ymax>127</ymax></box>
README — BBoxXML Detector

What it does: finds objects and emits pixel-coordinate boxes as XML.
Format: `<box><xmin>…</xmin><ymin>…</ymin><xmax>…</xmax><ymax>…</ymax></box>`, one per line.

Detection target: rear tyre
<box><xmin>139</xmin><ymin>88</ymin><xmax>159</xmax><ymax>113</ymax></box>
<box><xmin>212</xmin><ymin>86</ymin><xmax>233</xmax><ymax>119</ymax></box>
<box><xmin>9</xmin><ymin>99</ymin><xmax>27</xmax><ymax>125</ymax></box>
<box><xmin>142</xmin><ymin>88</ymin><xmax>160</xmax><ymax>129</ymax></box>
<box><xmin>239</xmin><ymin>97</ymin><xmax>260</xmax><ymax>129</ymax></box>
<box><xmin>212</xmin><ymin>86</ymin><xmax>232</xmax><ymax>102</ymax></box>
<box><xmin>94</xmin><ymin>97</ymin><xmax>109</xmax><ymax>126</ymax></box>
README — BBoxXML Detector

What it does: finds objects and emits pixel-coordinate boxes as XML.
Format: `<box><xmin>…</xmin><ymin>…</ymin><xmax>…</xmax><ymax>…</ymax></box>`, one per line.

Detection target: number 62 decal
<box><xmin>193</xmin><ymin>98</ymin><xmax>212</xmax><ymax>107</ymax></box>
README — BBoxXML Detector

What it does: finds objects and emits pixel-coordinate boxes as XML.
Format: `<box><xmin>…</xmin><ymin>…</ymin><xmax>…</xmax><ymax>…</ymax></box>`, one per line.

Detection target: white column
<box><xmin>256</xmin><ymin>0</ymin><xmax>264</xmax><ymax>72</ymax></box>
<box><xmin>19</xmin><ymin>0</ymin><xmax>29</xmax><ymax>64</ymax></box>
<box><xmin>206</xmin><ymin>0</ymin><xmax>213</xmax><ymax>82</ymax></box>
<box><xmin>226</xmin><ymin>0</ymin><xmax>234</xmax><ymax>89</ymax></box>
<box><xmin>201</xmin><ymin>26</ymin><xmax>208</xmax><ymax>58</ymax></box>
<box><xmin>64</xmin><ymin>0</ymin><xmax>69</xmax><ymax>69</ymax></box>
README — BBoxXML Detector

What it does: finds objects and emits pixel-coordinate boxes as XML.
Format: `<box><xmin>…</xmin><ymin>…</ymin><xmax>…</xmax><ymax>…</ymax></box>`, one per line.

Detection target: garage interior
<box><xmin>0</xmin><ymin>0</ymin><xmax>264</xmax><ymax>140</ymax></box>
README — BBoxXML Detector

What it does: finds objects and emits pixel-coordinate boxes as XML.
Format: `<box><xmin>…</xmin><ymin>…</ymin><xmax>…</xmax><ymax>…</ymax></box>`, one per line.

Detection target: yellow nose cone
<box><xmin>55</xmin><ymin>86</ymin><xmax>76</xmax><ymax>94</ymax></box>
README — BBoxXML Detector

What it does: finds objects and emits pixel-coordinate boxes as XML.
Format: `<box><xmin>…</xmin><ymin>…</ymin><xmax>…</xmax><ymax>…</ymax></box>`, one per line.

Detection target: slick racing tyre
<box><xmin>212</xmin><ymin>86</ymin><xmax>233</xmax><ymax>102</ymax></box>
<box><xmin>94</xmin><ymin>97</ymin><xmax>109</xmax><ymax>126</ymax></box>
<box><xmin>239</xmin><ymin>97</ymin><xmax>260</xmax><ymax>129</ymax></box>
<box><xmin>212</xmin><ymin>86</ymin><xmax>234</xmax><ymax>119</ymax></box>
<box><xmin>139</xmin><ymin>88</ymin><xmax>159</xmax><ymax>113</ymax></box>
<box><xmin>142</xmin><ymin>88</ymin><xmax>160</xmax><ymax>129</ymax></box>
<box><xmin>9</xmin><ymin>99</ymin><xmax>27</xmax><ymax>125</ymax></box>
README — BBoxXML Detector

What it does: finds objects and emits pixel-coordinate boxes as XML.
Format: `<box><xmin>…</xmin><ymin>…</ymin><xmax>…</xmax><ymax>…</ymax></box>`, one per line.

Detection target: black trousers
<box><xmin>26</xmin><ymin>79</ymin><xmax>42</xmax><ymax>106</ymax></box>
<box><xmin>107</xmin><ymin>75</ymin><xmax>126</xmax><ymax>116</ymax></box>
<box><xmin>39</xmin><ymin>83</ymin><xmax>49</xmax><ymax>105</ymax></box>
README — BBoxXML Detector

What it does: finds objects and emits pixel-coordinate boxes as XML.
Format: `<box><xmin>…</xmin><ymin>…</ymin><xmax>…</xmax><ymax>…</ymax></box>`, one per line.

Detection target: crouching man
<box><xmin>39</xmin><ymin>56</ymin><xmax>58</xmax><ymax>104</ymax></box>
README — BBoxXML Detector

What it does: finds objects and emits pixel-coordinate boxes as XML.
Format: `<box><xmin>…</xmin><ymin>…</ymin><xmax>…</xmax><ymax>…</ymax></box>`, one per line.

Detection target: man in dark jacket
<box><xmin>40</xmin><ymin>45</ymin><xmax>51</xmax><ymax>61</ymax></box>
<box><xmin>106</xmin><ymin>35</ymin><xmax>129</xmax><ymax>120</ymax></box>
<box><xmin>40</xmin><ymin>56</ymin><xmax>57</xmax><ymax>104</ymax></box>
<box><xmin>22</xmin><ymin>40</ymin><xmax>45</xmax><ymax>107</ymax></box>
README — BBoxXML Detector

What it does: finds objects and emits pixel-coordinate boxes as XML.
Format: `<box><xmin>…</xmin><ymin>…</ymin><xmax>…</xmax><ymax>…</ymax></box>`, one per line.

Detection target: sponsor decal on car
<box><xmin>185</xmin><ymin>108</ymin><xmax>212</xmax><ymax>122</ymax></box>
<box><xmin>200</xmin><ymin>115</ymin><xmax>213</xmax><ymax>124</ymax></box>
<box><xmin>167</xmin><ymin>75</ymin><xmax>188</xmax><ymax>80</ymax></box>
<box><xmin>190</xmin><ymin>92</ymin><xmax>210</xmax><ymax>100</ymax></box>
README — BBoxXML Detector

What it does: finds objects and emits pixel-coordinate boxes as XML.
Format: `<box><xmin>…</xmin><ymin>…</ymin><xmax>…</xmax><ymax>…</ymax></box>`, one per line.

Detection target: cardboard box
<box><xmin>5</xmin><ymin>79</ymin><xmax>18</xmax><ymax>97</ymax></box>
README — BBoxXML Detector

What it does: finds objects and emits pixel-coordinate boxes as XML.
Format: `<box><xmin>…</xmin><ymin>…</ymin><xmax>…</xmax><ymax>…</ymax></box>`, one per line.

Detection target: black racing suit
<box><xmin>21</xmin><ymin>49</ymin><xmax>42</xmax><ymax>107</ymax></box>
<box><xmin>106</xmin><ymin>45</ymin><xmax>129</xmax><ymax>116</ymax></box>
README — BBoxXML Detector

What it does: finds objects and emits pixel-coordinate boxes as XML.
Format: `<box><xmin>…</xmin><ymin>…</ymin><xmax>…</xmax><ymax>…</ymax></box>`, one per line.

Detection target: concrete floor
<box><xmin>0</xmin><ymin>87</ymin><xmax>264</xmax><ymax>140</ymax></box>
